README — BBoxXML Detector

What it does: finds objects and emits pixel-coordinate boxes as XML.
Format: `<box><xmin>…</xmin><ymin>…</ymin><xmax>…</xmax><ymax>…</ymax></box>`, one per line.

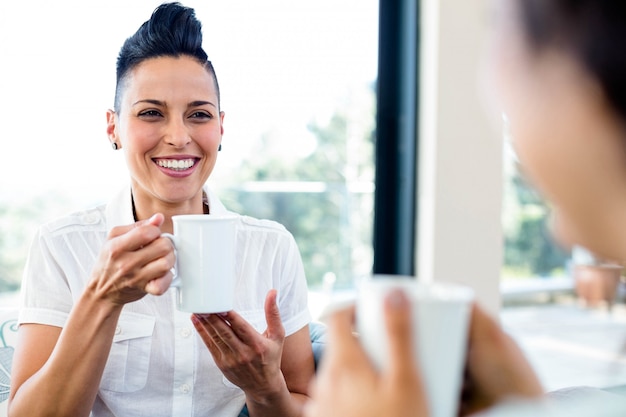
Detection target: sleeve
<box><xmin>473</xmin><ymin>398</ymin><xmax>560</xmax><ymax>417</ymax></box>
<box><xmin>276</xmin><ymin>231</ymin><xmax>311</xmax><ymax>336</ymax></box>
<box><xmin>18</xmin><ymin>227</ymin><xmax>73</xmax><ymax>327</ymax></box>
<box><xmin>475</xmin><ymin>391</ymin><xmax>626</xmax><ymax>417</ymax></box>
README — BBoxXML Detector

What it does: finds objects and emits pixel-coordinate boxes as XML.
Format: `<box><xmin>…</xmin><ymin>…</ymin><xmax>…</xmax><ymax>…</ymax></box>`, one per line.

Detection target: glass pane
<box><xmin>501</xmin><ymin>120</ymin><xmax>571</xmax><ymax>303</ymax></box>
<box><xmin>0</xmin><ymin>1</ymin><xmax>378</xmax><ymax>304</ymax></box>
<box><xmin>502</xmin><ymin>143</ymin><xmax>569</xmax><ymax>278</ymax></box>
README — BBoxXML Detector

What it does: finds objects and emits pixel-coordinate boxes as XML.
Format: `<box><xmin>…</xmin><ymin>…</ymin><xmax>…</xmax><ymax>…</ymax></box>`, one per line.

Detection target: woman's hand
<box><xmin>459</xmin><ymin>304</ymin><xmax>544</xmax><ymax>416</ymax></box>
<box><xmin>304</xmin><ymin>290</ymin><xmax>429</xmax><ymax>417</ymax></box>
<box><xmin>192</xmin><ymin>289</ymin><xmax>287</xmax><ymax>400</ymax></box>
<box><xmin>88</xmin><ymin>213</ymin><xmax>176</xmax><ymax>306</ymax></box>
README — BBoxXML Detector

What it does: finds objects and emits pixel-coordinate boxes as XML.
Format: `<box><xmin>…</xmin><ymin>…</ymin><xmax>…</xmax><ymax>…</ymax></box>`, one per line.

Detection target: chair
<box><xmin>0</xmin><ymin>309</ymin><xmax>18</xmax><ymax>417</ymax></box>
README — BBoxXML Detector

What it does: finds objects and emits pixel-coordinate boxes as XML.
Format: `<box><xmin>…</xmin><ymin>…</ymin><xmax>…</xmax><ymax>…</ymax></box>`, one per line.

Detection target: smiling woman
<box><xmin>0</xmin><ymin>2</ymin><xmax>379</xmax><ymax>416</ymax></box>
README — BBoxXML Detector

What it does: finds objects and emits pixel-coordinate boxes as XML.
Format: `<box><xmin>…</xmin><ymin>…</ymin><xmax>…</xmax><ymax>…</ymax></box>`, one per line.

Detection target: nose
<box><xmin>164</xmin><ymin>117</ymin><xmax>191</xmax><ymax>148</ymax></box>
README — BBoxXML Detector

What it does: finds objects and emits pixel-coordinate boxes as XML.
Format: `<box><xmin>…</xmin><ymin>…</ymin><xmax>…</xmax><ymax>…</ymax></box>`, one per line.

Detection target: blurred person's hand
<box><xmin>304</xmin><ymin>292</ymin><xmax>544</xmax><ymax>417</ymax></box>
<box><xmin>459</xmin><ymin>304</ymin><xmax>544</xmax><ymax>416</ymax></box>
<box><xmin>304</xmin><ymin>289</ymin><xmax>429</xmax><ymax>417</ymax></box>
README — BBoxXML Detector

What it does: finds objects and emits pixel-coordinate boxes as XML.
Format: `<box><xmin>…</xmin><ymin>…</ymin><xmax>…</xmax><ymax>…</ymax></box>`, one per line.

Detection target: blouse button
<box><xmin>82</xmin><ymin>214</ymin><xmax>99</xmax><ymax>224</ymax></box>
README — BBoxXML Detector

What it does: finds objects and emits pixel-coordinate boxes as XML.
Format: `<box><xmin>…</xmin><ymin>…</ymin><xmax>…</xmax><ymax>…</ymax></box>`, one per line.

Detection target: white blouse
<box><xmin>19</xmin><ymin>186</ymin><xmax>311</xmax><ymax>417</ymax></box>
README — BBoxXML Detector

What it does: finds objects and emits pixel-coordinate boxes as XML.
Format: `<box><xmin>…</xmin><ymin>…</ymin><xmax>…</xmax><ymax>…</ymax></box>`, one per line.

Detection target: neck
<box><xmin>130</xmin><ymin>188</ymin><xmax>209</xmax><ymax>234</ymax></box>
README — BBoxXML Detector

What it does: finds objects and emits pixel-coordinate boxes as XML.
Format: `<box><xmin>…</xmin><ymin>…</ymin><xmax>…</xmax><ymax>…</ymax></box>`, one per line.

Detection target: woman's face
<box><xmin>487</xmin><ymin>0</ymin><xmax>626</xmax><ymax>261</ymax></box>
<box><xmin>107</xmin><ymin>56</ymin><xmax>224</xmax><ymax>213</ymax></box>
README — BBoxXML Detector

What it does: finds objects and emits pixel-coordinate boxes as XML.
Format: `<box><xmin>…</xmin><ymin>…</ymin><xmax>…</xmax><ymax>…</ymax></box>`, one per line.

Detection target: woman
<box><xmin>8</xmin><ymin>3</ymin><xmax>314</xmax><ymax>417</ymax></box>
<box><xmin>304</xmin><ymin>0</ymin><xmax>626</xmax><ymax>416</ymax></box>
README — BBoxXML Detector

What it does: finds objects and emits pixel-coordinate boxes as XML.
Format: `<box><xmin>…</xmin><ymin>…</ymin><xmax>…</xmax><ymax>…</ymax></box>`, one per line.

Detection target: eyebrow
<box><xmin>189</xmin><ymin>100</ymin><xmax>217</xmax><ymax>108</ymax></box>
<box><xmin>131</xmin><ymin>99</ymin><xmax>217</xmax><ymax>108</ymax></box>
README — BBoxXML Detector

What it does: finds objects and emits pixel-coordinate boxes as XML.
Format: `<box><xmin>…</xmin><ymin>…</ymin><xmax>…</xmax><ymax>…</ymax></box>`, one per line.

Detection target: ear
<box><xmin>106</xmin><ymin>109</ymin><xmax>120</xmax><ymax>149</ymax></box>
<box><xmin>219</xmin><ymin>111</ymin><xmax>225</xmax><ymax>136</ymax></box>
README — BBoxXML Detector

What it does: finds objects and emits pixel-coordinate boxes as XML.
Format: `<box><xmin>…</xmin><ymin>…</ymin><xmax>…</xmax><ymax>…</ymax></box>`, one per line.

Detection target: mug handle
<box><xmin>161</xmin><ymin>233</ymin><xmax>180</xmax><ymax>288</ymax></box>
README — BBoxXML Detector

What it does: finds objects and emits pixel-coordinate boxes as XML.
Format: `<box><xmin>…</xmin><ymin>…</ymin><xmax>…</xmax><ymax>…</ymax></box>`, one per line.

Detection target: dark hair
<box><xmin>114</xmin><ymin>2</ymin><xmax>220</xmax><ymax>112</ymax></box>
<box><xmin>517</xmin><ymin>0</ymin><xmax>626</xmax><ymax>122</ymax></box>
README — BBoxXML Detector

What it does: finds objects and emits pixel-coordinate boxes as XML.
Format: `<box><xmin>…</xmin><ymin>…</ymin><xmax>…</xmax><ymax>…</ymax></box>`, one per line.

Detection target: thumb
<box><xmin>264</xmin><ymin>289</ymin><xmax>285</xmax><ymax>341</ymax></box>
<box><xmin>468</xmin><ymin>303</ymin><xmax>502</xmax><ymax>347</ymax></box>
<box><xmin>141</xmin><ymin>213</ymin><xmax>164</xmax><ymax>227</ymax></box>
<box><xmin>383</xmin><ymin>289</ymin><xmax>419</xmax><ymax>372</ymax></box>
<box><xmin>107</xmin><ymin>213</ymin><xmax>165</xmax><ymax>239</ymax></box>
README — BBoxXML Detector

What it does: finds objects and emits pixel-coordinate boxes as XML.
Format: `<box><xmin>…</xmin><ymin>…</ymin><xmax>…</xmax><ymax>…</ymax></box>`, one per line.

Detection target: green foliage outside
<box><xmin>501</xmin><ymin>149</ymin><xmax>569</xmax><ymax>279</ymax></box>
<box><xmin>0</xmin><ymin>191</ymin><xmax>72</xmax><ymax>292</ymax></box>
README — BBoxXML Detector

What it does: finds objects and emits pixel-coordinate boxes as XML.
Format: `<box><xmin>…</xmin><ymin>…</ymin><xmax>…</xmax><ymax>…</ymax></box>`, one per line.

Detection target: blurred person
<box><xmin>304</xmin><ymin>0</ymin><xmax>626</xmax><ymax>416</ymax></box>
<box><xmin>8</xmin><ymin>3</ymin><xmax>314</xmax><ymax>417</ymax></box>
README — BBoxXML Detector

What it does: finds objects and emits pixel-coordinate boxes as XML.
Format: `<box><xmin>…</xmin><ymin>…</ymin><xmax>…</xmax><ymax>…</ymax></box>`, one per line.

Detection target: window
<box><xmin>501</xmin><ymin>123</ymin><xmax>571</xmax><ymax>305</ymax></box>
<box><xmin>501</xmin><ymin>143</ymin><xmax>569</xmax><ymax>280</ymax></box>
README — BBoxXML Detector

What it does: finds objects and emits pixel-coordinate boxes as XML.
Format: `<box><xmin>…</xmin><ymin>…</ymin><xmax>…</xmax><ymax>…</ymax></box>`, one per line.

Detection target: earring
<box><xmin>112</xmin><ymin>142</ymin><xmax>119</xmax><ymax>150</ymax></box>
<box><xmin>218</xmin><ymin>144</ymin><xmax>222</xmax><ymax>152</ymax></box>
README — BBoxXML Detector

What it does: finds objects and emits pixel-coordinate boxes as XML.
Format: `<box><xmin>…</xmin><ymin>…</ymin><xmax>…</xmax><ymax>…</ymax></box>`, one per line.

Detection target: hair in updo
<box><xmin>113</xmin><ymin>2</ymin><xmax>220</xmax><ymax>112</ymax></box>
<box><xmin>517</xmin><ymin>0</ymin><xmax>626</xmax><ymax>123</ymax></box>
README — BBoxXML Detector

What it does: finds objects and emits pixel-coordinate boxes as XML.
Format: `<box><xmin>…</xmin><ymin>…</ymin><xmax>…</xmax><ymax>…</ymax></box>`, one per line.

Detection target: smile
<box><xmin>154</xmin><ymin>158</ymin><xmax>197</xmax><ymax>171</ymax></box>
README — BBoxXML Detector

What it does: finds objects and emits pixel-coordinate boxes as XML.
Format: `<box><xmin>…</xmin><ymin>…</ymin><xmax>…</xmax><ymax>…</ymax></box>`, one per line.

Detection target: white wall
<box><xmin>418</xmin><ymin>0</ymin><xmax>503</xmax><ymax>313</ymax></box>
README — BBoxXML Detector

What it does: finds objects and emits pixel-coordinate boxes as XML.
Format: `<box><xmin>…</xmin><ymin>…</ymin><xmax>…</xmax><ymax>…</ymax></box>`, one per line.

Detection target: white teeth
<box><xmin>156</xmin><ymin>159</ymin><xmax>195</xmax><ymax>170</ymax></box>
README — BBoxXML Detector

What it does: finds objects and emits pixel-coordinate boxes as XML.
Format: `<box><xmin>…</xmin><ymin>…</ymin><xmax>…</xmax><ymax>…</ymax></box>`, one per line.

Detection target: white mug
<box><xmin>356</xmin><ymin>275</ymin><xmax>474</xmax><ymax>417</ymax></box>
<box><xmin>162</xmin><ymin>214</ymin><xmax>238</xmax><ymax>313</ymax></box>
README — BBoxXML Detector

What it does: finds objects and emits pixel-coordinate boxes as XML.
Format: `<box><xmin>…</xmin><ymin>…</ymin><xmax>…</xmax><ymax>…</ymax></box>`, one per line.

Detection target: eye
<box><xmin>138</xmin><ymin>109</ymin><xmax>163</xmax><ymax>119</ymax></box>
<box><xmin>189</xmin><ymin>111</ymin><xmax>212</xmax><ymax>120</ymax></box>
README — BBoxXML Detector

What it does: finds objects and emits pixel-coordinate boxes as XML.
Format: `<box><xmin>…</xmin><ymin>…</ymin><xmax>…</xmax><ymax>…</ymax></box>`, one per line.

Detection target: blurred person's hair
<box><xmin>518</xmin><ymin>0</ymin><xmax>626</xmax><ymax>123</ymax></box>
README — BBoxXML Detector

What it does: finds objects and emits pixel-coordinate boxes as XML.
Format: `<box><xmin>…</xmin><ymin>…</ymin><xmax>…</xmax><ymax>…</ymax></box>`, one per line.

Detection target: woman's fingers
<box><xmin>141</xmin><ymin>238</ymin><xmax>176</xmax><ymax>294</ymax></box>
<box><xmin>195</xmin><ymin>313</ymin><xmax>246</xmax><ymax>354</ymax></box>
<box><xmin>112</xmin><ymin>234</ymin><xmax>173</xmax><ymax>288</ymax></box>
<box><xmin>92</xmin><ymin>213</ymin><xmax>175</xmax><ymax>304</ymax></box>
<box><xmin>108</xmin><ymin>213</ymin><xmax>164</xmax><ymax>244</ymax></box>
<box><xmin>192</xmin><ymin>307</ymin><xmax>287</xmax><ymax>396</ymax></box>
<box><xmin>192</xmin><ymin>314</ymin><xmax>224</xmax><ymax>356</ymax></box>
<box><xmin>201</xmin><ymin>311</ymin><xmax>255</xmax><ymax>347</ymax></box>
<box><xmin>143</xmin><ymin>268</ymin><xmax>174</xmax><ymax>295</ymax></box>
<box><xmin>196</xmin><ymin>290</ymin><xmax>286</xmax><ymax>350</ymax></box>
